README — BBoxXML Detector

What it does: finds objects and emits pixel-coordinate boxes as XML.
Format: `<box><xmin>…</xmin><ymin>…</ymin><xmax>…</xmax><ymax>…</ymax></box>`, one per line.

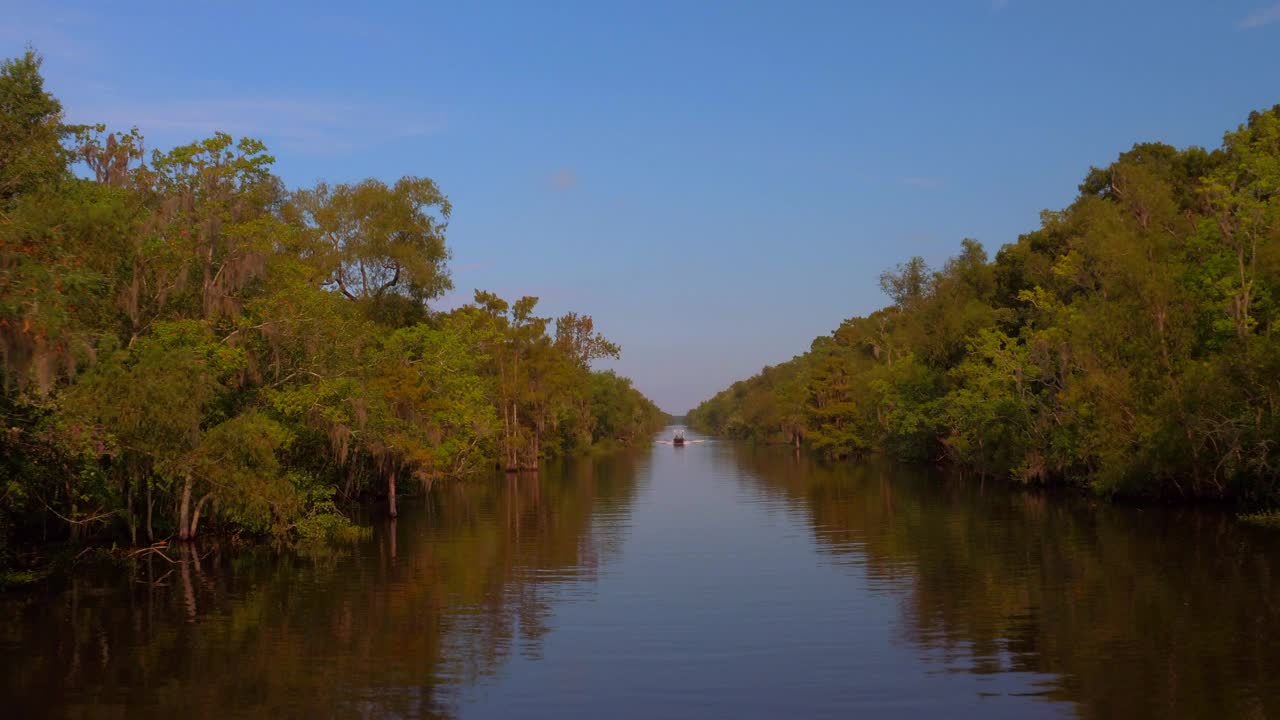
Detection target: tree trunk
<box><xmin>501</xmin><ymin>397</ymin><xmax>517</xmax><ymax>471</ymax></box>
<box><xmin>146</xmin><ymin>476</ymin><xmax>154</xmax><ymax>543</ymax></box>
<box><xmin>387</xmin><ymin>466</ymin><xmax>398</xmax><ymax>519</ymax></box>
<box><xmin>190</xmin><ymin>494</ymin><xmax>213</xmax><ymax>540</ymax></box>
<box><xmin>524</xmin><ymin>431</ymin><xmax>540</xmax><ymax>471</ymax></box>
<box><xmin>177</xmin><ymin>473</ymin><xmax>193</xmax><ymax>541</ymax></box>
<box><xmin>126</xmin><ymin>477</ymin><xmax>137</xmax><ymax>546</ymax></box>
<box><xmin>506</xmin><ymin>401</ymin><xmax>520</xmax><ymax>472</ymax></box>
<box><xmin>67</xmin><ymin>474</ymin><xmax>79</xmax><ymax>543</ymax></box>
<box><xmin>342</xmin><ymin>464</ymin><xmax>355</xmax><ymax>501</ymax></box>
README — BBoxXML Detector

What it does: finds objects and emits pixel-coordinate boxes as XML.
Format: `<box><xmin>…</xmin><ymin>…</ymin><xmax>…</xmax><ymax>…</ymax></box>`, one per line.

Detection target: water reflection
<box><xmin>0</xmin><ymin>451</ymin><xmax>647</xmax><ymax>719</ymax></box>
<box><xmin>725</xmin><ymin>446</ymin><xmax>1280</xmax><ymax>719</ymax></box>
<box><xmin>6</xmin><ymin>437</ymin><xmax>1280</xmax><ymax>719</ymax></box>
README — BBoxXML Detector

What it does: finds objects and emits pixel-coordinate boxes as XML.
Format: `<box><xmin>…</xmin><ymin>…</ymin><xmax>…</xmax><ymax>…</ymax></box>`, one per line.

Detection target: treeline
<box><xmin>0</xmin><ymin>52</ymin><xmax>664</xmax><ymax>563</ymax></box>
<box><xmin>690</xmin><ymin>105</ymin><xmax>1280</xmax><ymax>504</ymax></box>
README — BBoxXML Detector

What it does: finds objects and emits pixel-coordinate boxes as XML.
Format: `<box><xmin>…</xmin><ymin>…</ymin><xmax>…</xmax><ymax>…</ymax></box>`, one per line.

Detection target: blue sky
<box><xmin>4</xmin><ymin>0</ymin><xmax>1279</xmax><ymax>411</ymax></box>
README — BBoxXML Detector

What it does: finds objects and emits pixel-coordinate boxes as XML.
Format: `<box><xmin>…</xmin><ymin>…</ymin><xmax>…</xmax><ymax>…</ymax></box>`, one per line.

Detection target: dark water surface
<box><xmin>4</xmin><ymin>427</ymin><xmax>1280</xmax><ymax>719</ymax></box>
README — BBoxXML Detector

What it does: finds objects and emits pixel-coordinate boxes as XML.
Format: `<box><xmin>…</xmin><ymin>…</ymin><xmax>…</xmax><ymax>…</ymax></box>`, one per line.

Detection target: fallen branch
<box><xmin>126</xmin><ymin>544</ymin><xmax>178</xmax><ymax>564</ymax></box>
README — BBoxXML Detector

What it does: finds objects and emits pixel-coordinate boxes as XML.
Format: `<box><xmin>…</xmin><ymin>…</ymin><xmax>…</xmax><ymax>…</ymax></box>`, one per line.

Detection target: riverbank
<box><xmin>0</xmin><ymin>433</ymin><xmax>670</xmax><ymax>586</ymax></box>
<box><xmin>0</xmin><ymin>52</ymin><xmax>668</xmax><ymax>571</ymax></box>
<box><xmin>689</xmin><ymin>428</ymin><xmax>1279</xmax><ymax>518</ymax></box>
<box><xmin>689</xmin><ymin>105</ymin><xmax>1280</xmax><ymax>506</ymax></box>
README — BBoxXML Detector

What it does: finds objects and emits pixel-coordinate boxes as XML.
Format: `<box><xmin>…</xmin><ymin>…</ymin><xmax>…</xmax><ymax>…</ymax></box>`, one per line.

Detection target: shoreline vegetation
<box><xmin>690</xmin><ymin>105</ymin><xmax>1280</xmax><ymax>513</ymax></box>
<box><xmin>0</xmin><ymin>51</ymin><xmax>665</xmax><ymax>580</ymax></box>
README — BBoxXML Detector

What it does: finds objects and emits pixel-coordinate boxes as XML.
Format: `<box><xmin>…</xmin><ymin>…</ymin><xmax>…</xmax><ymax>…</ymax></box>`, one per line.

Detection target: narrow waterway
<box><xmin>3</xmin><ymin>427</ymin><xmax>1279</xmax><ymax>719</ymax></box>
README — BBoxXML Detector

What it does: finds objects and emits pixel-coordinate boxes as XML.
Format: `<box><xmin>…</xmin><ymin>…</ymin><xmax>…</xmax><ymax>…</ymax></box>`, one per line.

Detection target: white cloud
<box><xmin>1238</xmin><ymin>3</ymin><xmax>1280</xmax><ymax>29</ymax></box>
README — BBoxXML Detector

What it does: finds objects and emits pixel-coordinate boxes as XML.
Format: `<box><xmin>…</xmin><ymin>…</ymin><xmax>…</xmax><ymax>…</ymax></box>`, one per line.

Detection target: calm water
<box><xmin>4</xmin><ymin>427</ymin><xmax>1280</xmax><ymax>719</ymax></box>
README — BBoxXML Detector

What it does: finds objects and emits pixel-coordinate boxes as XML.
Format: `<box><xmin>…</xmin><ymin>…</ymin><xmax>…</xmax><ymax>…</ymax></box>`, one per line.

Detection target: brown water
<box><xmin>3</xmin><ymin>427</ymin><xmax>1280</xmax><ymax>719</ymax></box>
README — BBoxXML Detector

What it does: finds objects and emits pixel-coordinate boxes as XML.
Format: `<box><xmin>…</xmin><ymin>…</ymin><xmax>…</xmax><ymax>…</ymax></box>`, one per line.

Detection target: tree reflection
<box><xmin>0</xmin><ymin>451</ymin><xmax>645</xmax><ymax>719</ymax></box>
<box><xmin>727</xmin><ymin>446</ymin><xmax>1280</xmax><ymax>719</ymax></box>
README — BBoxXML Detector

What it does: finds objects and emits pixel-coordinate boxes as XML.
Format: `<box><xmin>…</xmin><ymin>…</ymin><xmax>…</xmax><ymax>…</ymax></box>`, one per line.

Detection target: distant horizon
<box><xmin>5</xmin><ymin>0</ymin><xmax>1279</xmax><ymax>411</ymax></box>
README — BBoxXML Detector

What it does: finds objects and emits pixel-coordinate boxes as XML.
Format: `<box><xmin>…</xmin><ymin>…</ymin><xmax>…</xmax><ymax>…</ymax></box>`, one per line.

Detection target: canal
<box><xmin>3</xmin><ymin>427</ymin><xmax>1279</xmax><ymax>718</ymax></box>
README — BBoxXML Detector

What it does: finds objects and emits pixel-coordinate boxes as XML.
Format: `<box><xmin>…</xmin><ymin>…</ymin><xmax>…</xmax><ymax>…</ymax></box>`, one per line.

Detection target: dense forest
<box><xmin>691</xmin><ymin>105</ymin><xmax>1280</xmax><ymax>505</ymax></box>
<box><xmin>0</xmin><ymin>52</ymin><xmax>665</xmax><ymax>568</ymax></box>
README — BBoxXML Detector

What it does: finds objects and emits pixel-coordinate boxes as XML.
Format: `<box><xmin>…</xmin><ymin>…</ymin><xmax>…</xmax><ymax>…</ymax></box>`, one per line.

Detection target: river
<box><xmin>3</xmin><ymin>427</ymin><xmax>1279</xmax><ymax>719</ymax></box>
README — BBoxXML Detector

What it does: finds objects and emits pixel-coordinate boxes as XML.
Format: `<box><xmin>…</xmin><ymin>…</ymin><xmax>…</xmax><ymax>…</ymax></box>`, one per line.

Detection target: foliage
<box><xmin>0</xmin><ymin>52</ymin><xmax>663</xmax><ymax>561</ymax></box>
<box><xmin>1240</xmin><ymin>510</ymin><xmax>1280</xmax><ymax>529</ymax></box>
<box><xmin>692</xmin><ymin>105</ymin><xmax>1280</xmax><ymax>504</ymax></box>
